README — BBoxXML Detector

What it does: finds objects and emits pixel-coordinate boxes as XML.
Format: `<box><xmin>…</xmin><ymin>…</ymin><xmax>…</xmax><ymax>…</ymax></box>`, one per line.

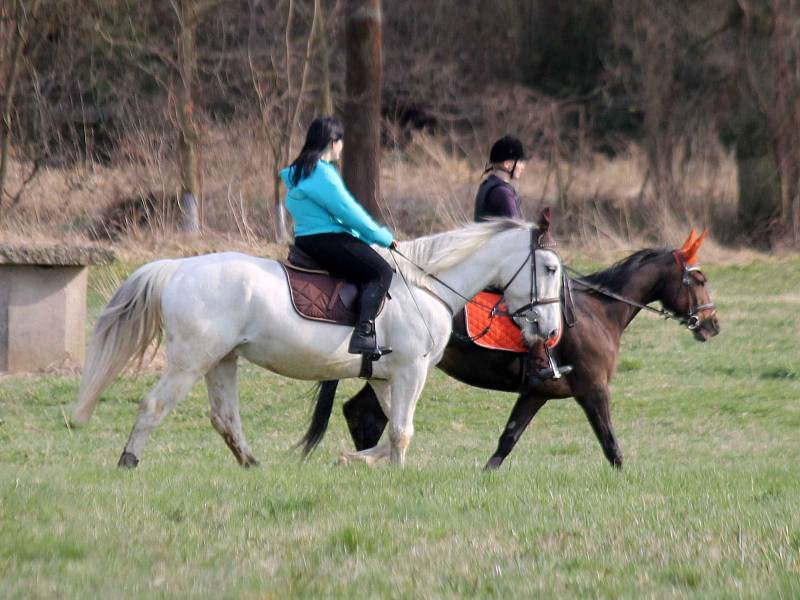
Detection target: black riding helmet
<box><xmin>490</xmin><ymin>135</ymin><xmax>527</xmax><ymax>163</ymax></box>
<box><xmin>486</xmin><ymin>135</ymin><xmax>528</xmax><ymax>177</ymax></box>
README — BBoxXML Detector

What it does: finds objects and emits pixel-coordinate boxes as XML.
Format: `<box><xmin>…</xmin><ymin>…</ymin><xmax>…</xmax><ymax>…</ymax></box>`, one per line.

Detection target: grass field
<box><xmin>1</xmin><ymin>255</ymin><xmax>799</xmax><ymax>598</ymax></box>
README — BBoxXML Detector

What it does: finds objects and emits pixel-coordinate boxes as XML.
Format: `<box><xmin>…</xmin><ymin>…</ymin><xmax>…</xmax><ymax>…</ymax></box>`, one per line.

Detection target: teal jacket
<box><xmin>280</xmin><ymin>160</ymin><xmax>393</xmax><ymax>248</ymax></box>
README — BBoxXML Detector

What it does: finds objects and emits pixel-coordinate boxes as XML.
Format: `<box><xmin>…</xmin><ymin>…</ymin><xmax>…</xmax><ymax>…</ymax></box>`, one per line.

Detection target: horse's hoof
<box><xmin>242</xmin><ymin>458</ymin><xmax>260</xmax><ymax>468</ymax></box>
<box><xmin>484</xmin><ymin>456</ymin><xmax>503</xmax><ymax>471</ymax></box>
<box><xmin>336</xmin><ymin>453</ymin><xmax>352</xmax><ymax>466</ymax></box>
<box><xmin>117</xmin><ymin>452</ymin><xmax>139</xmax><ymax>469</ymax></box>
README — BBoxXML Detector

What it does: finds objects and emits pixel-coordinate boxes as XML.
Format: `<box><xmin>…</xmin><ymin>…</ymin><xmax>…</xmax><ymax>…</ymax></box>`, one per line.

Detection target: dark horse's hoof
<box><xmin>117</xmin><ymin>452</ymin><xmax>139</xmax><ymax>469</ymax></box>
<box><xmin>484</xmin><ymin>456</ymin><xmax>503</xmax><ymax>471</ymax></box>
<box><xmin>242</xmin><ymin>458</ymin><xmax>260</xmax><ymax>469</ymax></box>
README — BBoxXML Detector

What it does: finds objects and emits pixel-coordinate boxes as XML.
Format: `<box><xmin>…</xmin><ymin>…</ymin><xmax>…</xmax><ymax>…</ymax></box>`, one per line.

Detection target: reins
<box><xmin>389</xmin><ymin>228</ymin><xmax>560</xmax><ymax>343</ymax></box>
<box><xmin>564</xmin><ymin>265</ymin><xmax>676</xmax><ymax>320</ymax></box>
<box><xmin>564</xmin><ymin>253</ymin><xmax>717</xmax><ymax>331</ymax></box>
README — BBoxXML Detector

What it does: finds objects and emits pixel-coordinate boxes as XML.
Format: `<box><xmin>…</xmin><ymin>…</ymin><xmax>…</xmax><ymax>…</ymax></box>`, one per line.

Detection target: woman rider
<box><xmin>280</xmin><ymin>116</ymin><xmax>396</xmax><ymax>358</ymax></box>
<box><xmin>474</xmin><ymin>135</ymin><xmax>527</xmax><ymax>221</ymax></box>
<box><xmin>474</xmin><ymin>135</ymin><xmax>569</xmax><ymax>385</ymax></box>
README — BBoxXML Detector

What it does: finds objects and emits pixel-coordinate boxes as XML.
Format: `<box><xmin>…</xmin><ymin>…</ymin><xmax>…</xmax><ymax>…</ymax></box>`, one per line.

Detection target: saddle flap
<box><xmin>338</xmin><ymin>282</ymin><xmax>359</xmax><ymax>308</ymax></box>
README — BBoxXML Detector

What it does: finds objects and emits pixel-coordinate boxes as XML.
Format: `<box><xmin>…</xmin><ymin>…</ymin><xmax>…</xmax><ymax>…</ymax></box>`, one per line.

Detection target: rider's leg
<box><xmin>295</xmin><ymin>232</ymin><xmax>393</xmax><ymax>356</ymax></box>
<box><xmin>526</xmin><ymin>341</ymin><xmax>572</xmax><ymax>387</ymax></box>
<box><xmin>526</xmin><ymin>340</ymin><xmax>555</xmax><ymax>385</ymax></box>
<box><xmin>339</xmin><ymin>240</ymin><xmax>393</xmax><ymax>355</ymax></box>
<box><xmin>348</xmin><ymin>277</ymin><xmax>392</xmax><ymax>354</ymax></box>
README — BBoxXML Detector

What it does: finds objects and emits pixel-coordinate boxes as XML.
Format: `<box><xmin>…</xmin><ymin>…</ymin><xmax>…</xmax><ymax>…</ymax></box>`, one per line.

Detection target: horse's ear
<box><xmin>537</xmin><ymin>207</ymin><xmax>556</xmax><ymax>247</ymax></box>
<box><xmin>537</xmin><ymin>207</ymin><xmax>552</xmax><ymax>232</ymax></box>
<box><xmin>679</xmin><ymin>228</ymin><xmax>698</xmax><ymax>255</ymax></box>
<box><xmin>685</xmin><ymin>228</ymin><xmax>708</xmax><ymax>264</ymax></box>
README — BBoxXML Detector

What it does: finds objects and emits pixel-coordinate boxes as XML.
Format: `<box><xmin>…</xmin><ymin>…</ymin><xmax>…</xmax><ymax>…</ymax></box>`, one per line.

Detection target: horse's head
<box><xmin>499</xmin><ymin>211</ymin><xmax>563</xmax><ymax>345</ymax></box>
<box><xmin>661</xmin><ymin>229</ymin><xmax>720</xmax><ymax>342</ymax></box>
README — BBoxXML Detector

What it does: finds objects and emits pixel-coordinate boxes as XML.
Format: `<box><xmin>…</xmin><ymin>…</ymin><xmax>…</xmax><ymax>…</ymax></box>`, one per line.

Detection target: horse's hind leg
<box><xmin>343</xmin><ymin>383</ymin><xmax>387</xmax><ymax>450</ymax></box>
<box><xmin>205</xmin><ymin>354</ymin><xmax>258</xmax><ymax>467</ymax></box>
<box><xmin>338</xmin><ymin>380</ymin><xmax>393</xmax><ymax>466</ymax></box>
<box><xmin>118</xmin><ymin>367</ymin><xmax>203</xmax><ymax>468</ymax></box>
<box><xmin>485</xmin><ymin>393</ymin><xmax>548</xmax><ymax>470</ymax></box>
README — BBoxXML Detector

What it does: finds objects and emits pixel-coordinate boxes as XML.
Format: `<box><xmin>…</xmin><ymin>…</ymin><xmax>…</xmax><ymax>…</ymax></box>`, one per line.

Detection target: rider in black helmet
<box><xmin>474</xmin><ymin>135</ymin><xmax>570</xmax><ymax>387</ymax></box>
<box><xmin>474</xmin><ymin>135</ymin><xmax>526</xmax><ymax>222</ymax></box>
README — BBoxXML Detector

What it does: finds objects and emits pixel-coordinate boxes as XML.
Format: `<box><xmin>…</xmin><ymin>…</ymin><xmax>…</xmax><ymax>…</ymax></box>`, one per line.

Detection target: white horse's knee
<box><xmin>389</xmin><ymin>423</ymin><xmax>413</xmax><ymax>450</ymax></box>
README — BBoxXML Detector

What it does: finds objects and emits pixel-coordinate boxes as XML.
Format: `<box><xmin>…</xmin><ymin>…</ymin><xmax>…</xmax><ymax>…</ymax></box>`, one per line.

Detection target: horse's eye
<box><xmin>546</xmin><ymin>265</ymin><xmax>557</xmax><ymax>274</ymax></box>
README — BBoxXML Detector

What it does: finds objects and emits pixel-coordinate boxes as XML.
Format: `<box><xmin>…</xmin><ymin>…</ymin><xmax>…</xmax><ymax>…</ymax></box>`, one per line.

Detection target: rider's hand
<box><xmin>390</xmin><ymin>240</ymin><xmax>398</xmax><ymax>250</ymax></box>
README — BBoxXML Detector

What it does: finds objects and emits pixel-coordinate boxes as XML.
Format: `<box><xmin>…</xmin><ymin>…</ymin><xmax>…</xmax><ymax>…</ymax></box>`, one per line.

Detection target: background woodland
<box><xmin>1</xmin><ymin>0</ymin><xmax>799</xmax><ymax>252</ymax></box>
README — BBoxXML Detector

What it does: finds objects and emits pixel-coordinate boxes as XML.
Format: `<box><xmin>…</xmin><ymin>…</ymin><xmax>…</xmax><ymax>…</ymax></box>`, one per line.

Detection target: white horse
<box><xmin>72</xmin><ymin>219</ymin><xmax>563</xmax><ymax>467</ymax></box>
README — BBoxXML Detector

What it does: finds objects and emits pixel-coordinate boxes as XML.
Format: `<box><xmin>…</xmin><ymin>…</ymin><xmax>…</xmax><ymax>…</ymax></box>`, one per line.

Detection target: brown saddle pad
<box><xmin>281</xmin><ymin>262</ymin><xmax>385</xmax><ymax>326</ymax></box>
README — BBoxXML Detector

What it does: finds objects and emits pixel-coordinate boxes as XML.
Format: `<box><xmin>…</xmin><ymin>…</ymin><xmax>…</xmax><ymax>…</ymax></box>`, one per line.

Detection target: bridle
<box><xmin>566</xmin><ymin>251</ymin><xmax>717</xmax><ymax>332</ymax></box>
<box><xmin>503</xmin><ymin>229</ymin><xmax>561</xmax><ymax>325</ymax></box>
<box><xmin>673</xmin><ymin>252</ymin><xmax>717</xmax><ymax>331</ymax></box>
<box><xmin>389</xmin><ymin>228</ymin><xmax>563</xmax><ymax>343</ymax></box>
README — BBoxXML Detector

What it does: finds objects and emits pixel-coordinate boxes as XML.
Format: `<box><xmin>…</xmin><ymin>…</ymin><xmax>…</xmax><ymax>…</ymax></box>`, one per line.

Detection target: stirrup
<box><xmin>358</xmin><ymin>347</ymin><xmax>392</xmax><ymax>379</ymax></box>
<box><xmin>543</xmin><ymin>344</ymin><xmax>571</xmax><ymax>380</ymax></box>
<box><xmin>528</xmin><ymin>361</ymin><xmax>572</xmax><ymax>387</ymax></box>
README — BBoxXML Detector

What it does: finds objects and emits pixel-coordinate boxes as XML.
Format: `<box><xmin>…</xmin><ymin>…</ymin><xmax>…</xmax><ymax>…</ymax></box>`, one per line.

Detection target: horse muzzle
<box><xmin>692</xmin><ymin>315</ymin><xmax>721</xmax><ymax>342</ymax></box>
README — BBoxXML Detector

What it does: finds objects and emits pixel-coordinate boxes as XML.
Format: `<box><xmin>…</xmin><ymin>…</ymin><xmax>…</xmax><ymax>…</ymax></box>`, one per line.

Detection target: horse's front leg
<box><xmin>485</xmin><ymin>393</ymin><xmax>549</xmax><ymax>470</ymax></box>
<box><xmin>386</xmin><ymin>365</ymin><xmax>428</xmax><ymax>467</ymax></box>
<box><xmin>574</xmin><ymin>385</ymin><xmax>623</xmax><ymax>468</ymax></box>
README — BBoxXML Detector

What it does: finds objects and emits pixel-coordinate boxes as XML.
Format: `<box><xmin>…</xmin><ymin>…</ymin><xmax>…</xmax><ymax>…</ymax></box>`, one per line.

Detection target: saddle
<box><xmin>281</xmin><ymin>245</ymin><xmax>385</xmax><ymax>326</ymax></box>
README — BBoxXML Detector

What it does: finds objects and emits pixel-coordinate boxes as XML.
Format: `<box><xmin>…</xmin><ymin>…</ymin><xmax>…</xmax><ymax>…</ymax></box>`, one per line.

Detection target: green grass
<box><xmin>1</xmin><ymin>257</ymin><xmax>800</xmax><ymax>598</ymax></box>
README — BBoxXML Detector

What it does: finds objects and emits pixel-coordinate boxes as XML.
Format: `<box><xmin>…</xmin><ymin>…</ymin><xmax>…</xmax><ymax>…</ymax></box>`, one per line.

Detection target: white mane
<box><xmin>379</xmin><ymin>219</ymin><xmax>536</xmax><ymax>289</ymax></box>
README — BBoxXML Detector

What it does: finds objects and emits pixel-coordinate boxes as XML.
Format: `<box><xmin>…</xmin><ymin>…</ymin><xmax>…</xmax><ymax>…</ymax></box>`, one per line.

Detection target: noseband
<box><xmin>389</xmin><ymin>228</ymin><xmax>563</xmax><ymax>342</ymax></box>
<box><xmin>500</xmin><ymin>229</ymin><xmax>561</xmax><ymax>325</ymax></box>
<box><xmin>673</xmin><ymin>253</ymin><xmax>717</xmax><ymax>330</ymax></box>
<box><xmin>566</xmin><ymin>252</ymin><xmax>717</xmax><ymax>332</ymax></box>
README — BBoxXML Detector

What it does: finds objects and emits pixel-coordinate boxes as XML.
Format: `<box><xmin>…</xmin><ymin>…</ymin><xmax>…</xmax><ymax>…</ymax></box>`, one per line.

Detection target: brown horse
<box><xmin>337</xmin><ymin>230</ymin><xmax>720</xmax><ymax>468</ymax></box>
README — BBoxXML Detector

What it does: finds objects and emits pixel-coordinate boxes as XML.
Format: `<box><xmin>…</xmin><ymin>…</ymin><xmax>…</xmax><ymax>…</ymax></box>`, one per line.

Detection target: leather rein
<box><xmin>390</xmin><ymin>228</ymin><xmax>561</xmax><ymax>342</ymax></box>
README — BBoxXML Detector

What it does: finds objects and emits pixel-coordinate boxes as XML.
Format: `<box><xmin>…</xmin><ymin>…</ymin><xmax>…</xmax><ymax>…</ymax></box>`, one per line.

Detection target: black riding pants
<box><xmin>294</xmin><ymin>232</ymin><xmax>393</xmax><ymax>295</ymax></box>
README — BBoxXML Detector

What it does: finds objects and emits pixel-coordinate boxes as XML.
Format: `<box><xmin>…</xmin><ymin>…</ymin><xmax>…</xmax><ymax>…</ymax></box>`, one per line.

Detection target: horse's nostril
<box><xmin>549</xmin><ymin>329</ymin><xmax>557</xmax><ymax>339</ymax></box>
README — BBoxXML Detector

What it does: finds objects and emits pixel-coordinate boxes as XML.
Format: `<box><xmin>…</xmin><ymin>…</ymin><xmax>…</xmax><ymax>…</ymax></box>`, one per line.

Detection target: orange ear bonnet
<box><xmin>678</xmin><ymin>228</ymin><xmax>708</xmax><ymax>265</ymax></box>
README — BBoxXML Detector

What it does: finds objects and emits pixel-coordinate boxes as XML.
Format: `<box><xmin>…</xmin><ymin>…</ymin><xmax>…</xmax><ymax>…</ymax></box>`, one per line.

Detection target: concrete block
<box><xmin>0</xmin><ymin>244</ymin><xmax>113</xmax><ymax>373</ymax></box>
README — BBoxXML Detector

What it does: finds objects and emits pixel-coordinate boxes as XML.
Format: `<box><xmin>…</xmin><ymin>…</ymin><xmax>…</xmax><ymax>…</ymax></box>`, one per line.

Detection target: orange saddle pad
<box><xmin>464</xmin><ymin>291</ymin><xmax>562</xmax><ymax>352</ymax></box>
<box><xmin>464</xmin><ymin>292</ymin><xmax>527</xmax><ymax>353</ymax></box>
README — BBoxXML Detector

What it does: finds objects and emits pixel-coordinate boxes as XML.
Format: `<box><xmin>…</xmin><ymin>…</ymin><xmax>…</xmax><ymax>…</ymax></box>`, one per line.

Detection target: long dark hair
<box><xmin>289</xmin><ymin>116</ymin><xmax>344</xmax><ymax>186</ymax></box>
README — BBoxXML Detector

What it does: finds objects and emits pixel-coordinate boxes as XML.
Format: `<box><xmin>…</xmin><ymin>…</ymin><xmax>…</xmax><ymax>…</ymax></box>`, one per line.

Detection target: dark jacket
<box><xmin>473</xmin><ymin>175</ymin><xmax>522</xmax><ymax>222</ymax></box>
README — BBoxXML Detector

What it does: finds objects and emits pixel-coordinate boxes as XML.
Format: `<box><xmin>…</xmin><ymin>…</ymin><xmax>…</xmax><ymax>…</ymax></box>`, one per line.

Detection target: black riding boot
<box><xmin>348</xmin><ymin>281</ymin><xmax>392</xmax><ymax>356</ymax></box>
<box><xmin>527</xmin><ymin>340</ymin><xmax>572</xmax><ymax>387</ymax></box>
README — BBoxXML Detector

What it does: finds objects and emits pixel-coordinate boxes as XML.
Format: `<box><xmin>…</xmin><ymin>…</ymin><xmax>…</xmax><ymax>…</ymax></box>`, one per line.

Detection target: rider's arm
<box><xmin>305</xmin><ymin>163</ymin><xmax>394</xmax><ymax>247</ymax></box>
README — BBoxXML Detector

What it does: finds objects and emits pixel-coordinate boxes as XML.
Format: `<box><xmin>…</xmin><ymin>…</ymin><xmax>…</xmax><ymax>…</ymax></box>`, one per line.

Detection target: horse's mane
<box><xmin>579</xmin><ymin>248</ymin><xmax>670</xmax><ymax>295</ymax></box>
<box><xmin>381</xmin><ymin>219</ymin><xmax>536</xmax><ymax>289</ymax></box>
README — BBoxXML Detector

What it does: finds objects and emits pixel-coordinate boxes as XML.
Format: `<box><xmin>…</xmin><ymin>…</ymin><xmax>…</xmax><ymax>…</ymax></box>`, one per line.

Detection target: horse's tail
<box><xmin>298</xmin><ymin>380</ymin><xmax>340</xmax><ymax>456</ymax></box>
<box><xmin>72</xmin><ymin>260</ymin><xmax>179</xmax><ymax>426</ymax></box>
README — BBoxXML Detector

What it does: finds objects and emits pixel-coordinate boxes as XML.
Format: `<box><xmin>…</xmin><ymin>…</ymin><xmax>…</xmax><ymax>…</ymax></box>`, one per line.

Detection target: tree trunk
<box><xmin>176</xmin><ymin>0</ymin><xmax>201</xmax><ymax>233</ymax></box>
<box><xmin>0</xmin><ymin>0</ymin><xmax>28</xmax><ymax>215</ymax></box>
<box><xmin>314</xmin><ymin>0</ymin><xmax>333</xmax><ymax>116</ymax></box>
<box><xmin>343</xmin><ymin>0</ymin><xmax>382</xmax><ymax>218</ymax></box>
<box><xmin>734</xmin><ymin>1</ymin><xmax>783</xmax><ymax>236</ymax></box>
<box><xmin>735</xmin><ymin>109</ymin><xmax>782</xmax><ymax>228</ymax></box>
<box><xmin>273</xmin><ymin>171</ymin><xmax>288</xmax><ymax>242</ymax></box>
